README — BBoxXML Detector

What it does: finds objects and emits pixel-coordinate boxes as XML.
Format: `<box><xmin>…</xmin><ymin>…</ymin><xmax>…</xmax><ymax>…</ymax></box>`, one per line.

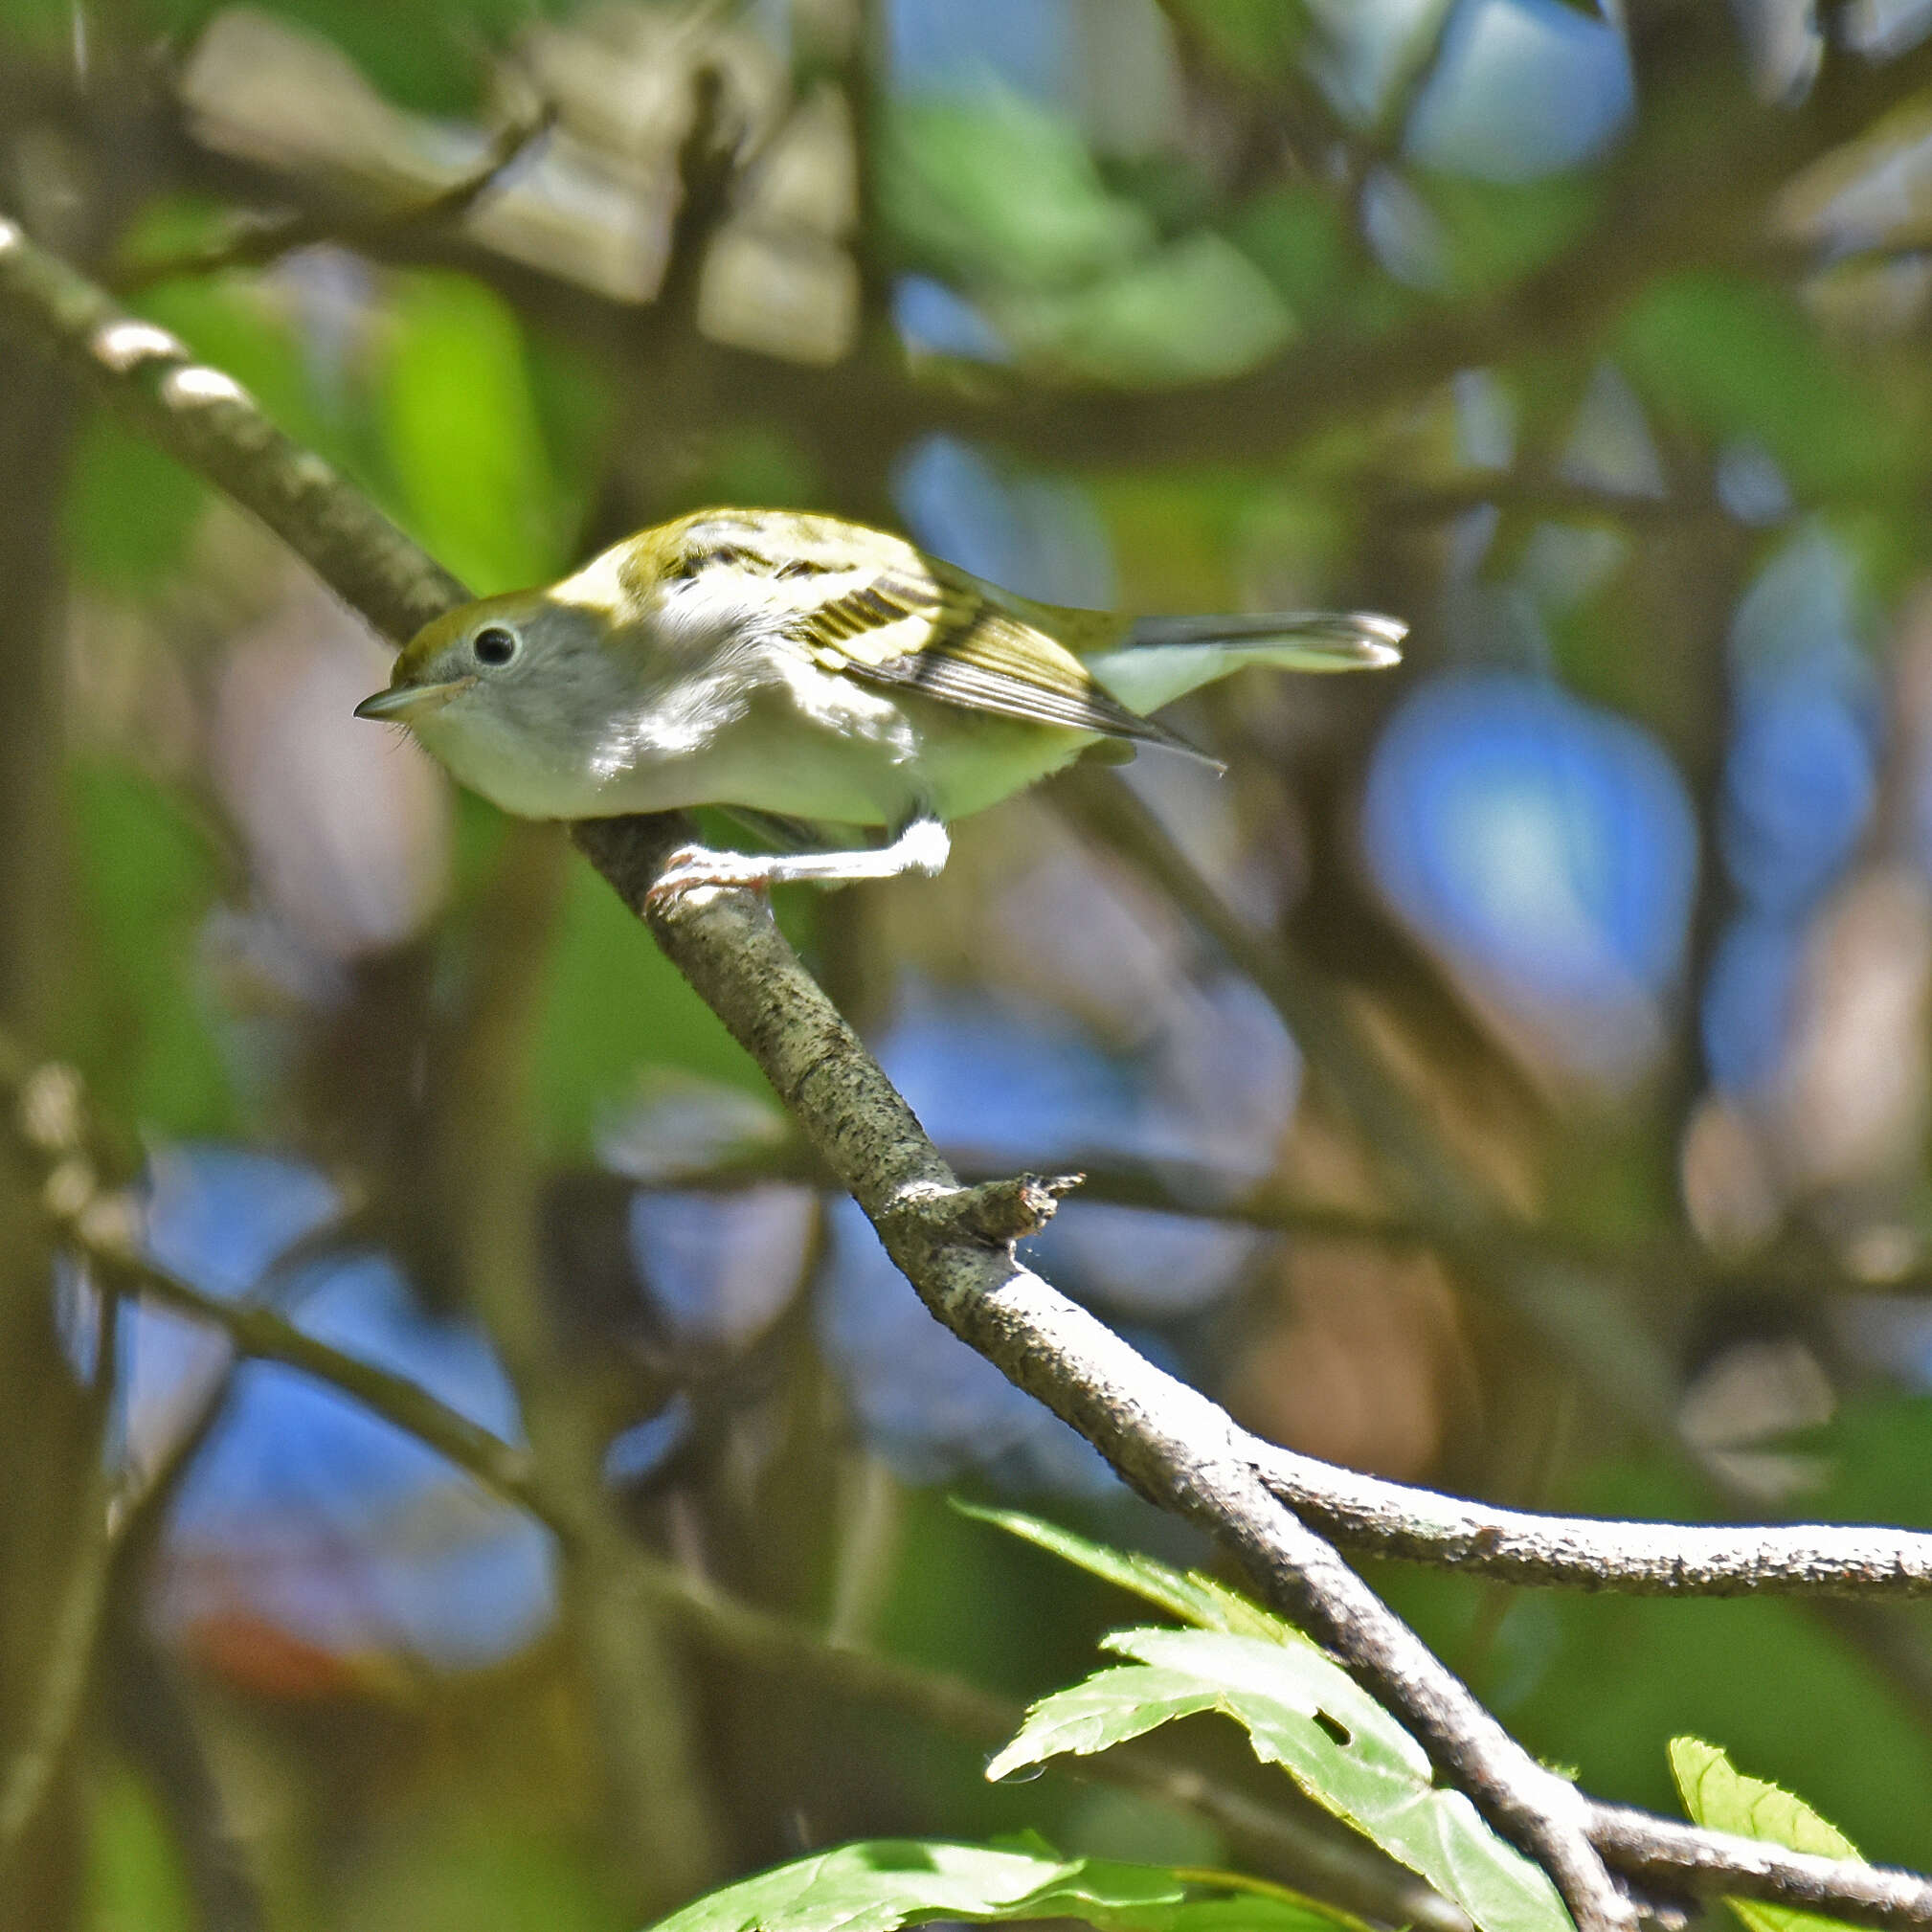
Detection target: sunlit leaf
<box><xmin>987</xmin><ymin>1628</ymin><xmax>1573</xmax><ymax>1932</ymax></box>
<box><xmin>955</xmin><ymin>1501</ymin><xmax>1295</xmax><ymax>1642</ymax></box>
<box><xmin>1669</xmin><ymin>1738</ymin><xmax>1866</xmax><ymax>1932</ymax></box>
<box><xmin>380</xmin><ymin>271</ymin><xmax>569</xmax><ymax>595</ymax></box>
<box><xmin>646</xmin><ymin>1838</ymin><xmax>1346</xmax><ymax>1932</ymax></box>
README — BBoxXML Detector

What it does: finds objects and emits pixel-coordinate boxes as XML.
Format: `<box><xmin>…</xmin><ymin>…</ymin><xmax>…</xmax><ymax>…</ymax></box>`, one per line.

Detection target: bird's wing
<box><xmin>788</xmin><ymin>550</ymin><xmax>1199</xmax><ymax>751</ymax></box>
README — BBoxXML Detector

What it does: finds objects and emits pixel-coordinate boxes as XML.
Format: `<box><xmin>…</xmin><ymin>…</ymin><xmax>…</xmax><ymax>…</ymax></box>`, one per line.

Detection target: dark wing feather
<box><xmin>852</xmin><ymin>608</ymin><xmax>1204</xmax><ymax>750</ymax></box>
<box><xmin>794</xmin><ymin>566</ymin><xmax>1206</xmax><ymax>754</ymax></box>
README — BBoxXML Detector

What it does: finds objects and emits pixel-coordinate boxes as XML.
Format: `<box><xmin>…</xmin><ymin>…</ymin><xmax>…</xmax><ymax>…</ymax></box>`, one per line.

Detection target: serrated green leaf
<box><xmin>1669</xmin><ymin>1738</ymin><xmax>1865</xmax><ymax>1932</ymax></box>
<box><xmin>646</xmin><ymin>1839</ymin><xmax>1351</xmax><ymax>1932</ymax></box>
<box><xmin>989</xmin><ymin>1628</ymin><xmax>1571</xmax><ymax>1932</ymax></box>
<box><xmin>951</xmin><ymin>1502</ymin><xmax>1296</xmax><ymax>1642</ymax></box>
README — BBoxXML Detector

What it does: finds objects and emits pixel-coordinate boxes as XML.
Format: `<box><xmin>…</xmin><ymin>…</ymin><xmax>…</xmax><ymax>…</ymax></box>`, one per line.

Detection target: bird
<box><xmin>354</xmin><ymin>507</ymin><xmax>1404</xmax><ymax>902</ymax></box>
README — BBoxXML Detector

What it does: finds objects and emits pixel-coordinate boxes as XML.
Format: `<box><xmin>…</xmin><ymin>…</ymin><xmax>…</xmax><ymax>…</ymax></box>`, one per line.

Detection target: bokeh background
<box><xmin>6</xmin><ymin>0</ymin><xmax>1932</xmax><ymax>1925</ymax></box>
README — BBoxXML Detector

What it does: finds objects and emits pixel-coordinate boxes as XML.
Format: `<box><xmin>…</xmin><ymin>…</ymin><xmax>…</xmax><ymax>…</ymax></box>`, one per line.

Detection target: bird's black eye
<box><xmin>473</xmin><ymin>625</ymin><xmax>518</xmax><ymax>667</ymax></box>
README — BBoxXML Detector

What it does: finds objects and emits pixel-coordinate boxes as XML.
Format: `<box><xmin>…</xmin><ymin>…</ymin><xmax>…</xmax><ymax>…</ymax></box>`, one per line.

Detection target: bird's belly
<box><xmin>589</xmin><ymin>682</ymin><xmax>1092</xmax><ymax>828</ymax></box>
<box><xmin>420</xmin><ymin>660</ymin><xmax>1094</xmax><ymax>827</ymax></box>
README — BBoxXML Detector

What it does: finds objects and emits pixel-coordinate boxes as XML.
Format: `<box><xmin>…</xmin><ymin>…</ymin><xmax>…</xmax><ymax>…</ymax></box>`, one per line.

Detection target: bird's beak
<box><xmin>353</xmin><ymin>678</ymin><xmax>474</xmax><ymax>723</ymax></box>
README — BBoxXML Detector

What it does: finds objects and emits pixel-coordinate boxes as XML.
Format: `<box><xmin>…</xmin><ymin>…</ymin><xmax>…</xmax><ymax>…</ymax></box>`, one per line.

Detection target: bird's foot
<box><xmin>643</xmin><ymin>843</ymin><xmax>774</xmax><ymax>912</ymax></box>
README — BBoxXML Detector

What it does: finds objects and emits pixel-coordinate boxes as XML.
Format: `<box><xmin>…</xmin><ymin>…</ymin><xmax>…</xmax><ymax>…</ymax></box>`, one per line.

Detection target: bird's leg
<box><xmin>644</xmin><ymin>812</ymin><xmax>951</xmax><ymax>910</ymax></box>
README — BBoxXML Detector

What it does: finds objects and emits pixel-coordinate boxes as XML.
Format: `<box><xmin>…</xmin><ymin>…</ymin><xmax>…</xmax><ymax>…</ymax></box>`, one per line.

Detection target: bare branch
<box><xmin>119</xmin><ymin>101</ymin><xmax>559</xmax><ymax>290</ymax></box>
<box><xmin>0</xmin><ymin>215</ymin><xmax>463</xmax><ymax>643</ymax></box>
<box><xmin>1254</xmin><ymin>1443</ymin><xmax>1932</xmax><ymax>1599</ymax></box>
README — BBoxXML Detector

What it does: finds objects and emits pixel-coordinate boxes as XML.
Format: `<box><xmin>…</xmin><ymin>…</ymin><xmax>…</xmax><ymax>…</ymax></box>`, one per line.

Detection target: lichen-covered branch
<box><xmin>0</xmin><ymin>215</ymin><xmax>463</xmax><ymax>644</ymax></box>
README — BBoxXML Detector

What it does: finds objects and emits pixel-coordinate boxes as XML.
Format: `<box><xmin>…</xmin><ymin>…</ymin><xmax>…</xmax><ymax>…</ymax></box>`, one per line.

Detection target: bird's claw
<box><xmin>643</xmin><ymin>843</ymin><xmax>771</xmax><ymax>912</ymax></box>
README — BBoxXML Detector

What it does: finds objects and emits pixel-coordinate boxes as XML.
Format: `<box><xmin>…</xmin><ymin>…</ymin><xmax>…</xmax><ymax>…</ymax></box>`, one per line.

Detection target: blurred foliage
<box><xmin>83</xmin><ymin>1771</ymin><xmax>192</xmax><ymax>1932</ymax></box>
<box><xmin>8</xmin><ymin>2</ymin><xmax>1932</xmax><ymax>1930</ymax></box>
<box><xmin>61</xmin><ymin>765</ymin><xmax>238</xmax><ymax>1138</ymax></box>
<box><xmin>380</xmin><ymin>272</ymin><xmax>575</xmax><ymax>594</ymax></box>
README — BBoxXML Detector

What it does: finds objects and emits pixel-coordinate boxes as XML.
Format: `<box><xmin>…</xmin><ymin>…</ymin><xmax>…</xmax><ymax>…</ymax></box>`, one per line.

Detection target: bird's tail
<box><xmin>1085</xmin><ymin>611</ymin><xmax>1404</xmax><ymax>718</ymax></box>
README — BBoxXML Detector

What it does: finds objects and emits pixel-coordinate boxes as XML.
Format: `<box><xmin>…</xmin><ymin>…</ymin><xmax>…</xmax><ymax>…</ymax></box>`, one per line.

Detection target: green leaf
<box><xmin>882</xmin><ymin>95</ymin><xmax>1152</xmax><ymax>290</ymax></box>
<box><xmin>952</xmin><ymin>1502</ymin><xmax>1296</xmax><ymax>1642</ymax></box>
<box><xmin>66</xmin><ymin>273</ymin><xmax>327</xmax><ymax>591</ymax></box>
<box><xmin>1619</xmin><ymin>273</ymin><xmax>1917</xmax><ymax>495</ymax></box>
<box><xmin>535</xmin><ymin>857</ymin><xmax>765</xmax><ymax>1157</ymax></box>
<box><xmin>994</xmin><ymin>232</ymin><xmax>1293</xmax><ymax>386</ymax></box>
<box><xmin>988</xmin><ymin>1628</ymin><xmax>1572</xmax><ymax>1932</ymax></box>
<box><xmin>647</xmin><ymin>1838</ymin><xmax>1348</xmax><ymax>1932</ymax></box>
<box><xmin>1669</xmin><ymin>1738</ymin><xmax>1866</xmax><ymax>1932</ymax></box>
<box><xmin>62</xmin><ymin>764</ymin><xmax>236</xmax><ymax>1138</ymax></box>
<box><xmin>380</xmin><ymin>272</ymin><xmax>570</xmax><ymax>595</ymax></box>
<box><xmin>86</xmin><ymin>1764</ymin><xmax>192</xmax><ymax>1932</ymax></box>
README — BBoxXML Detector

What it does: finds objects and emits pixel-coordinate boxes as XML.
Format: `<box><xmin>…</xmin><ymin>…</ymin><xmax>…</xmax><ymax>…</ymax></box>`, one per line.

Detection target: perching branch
<box><xmin>5</xmin><ymin>215</ymin><xmax>1931</xmax><ymax>1931</ymax></box>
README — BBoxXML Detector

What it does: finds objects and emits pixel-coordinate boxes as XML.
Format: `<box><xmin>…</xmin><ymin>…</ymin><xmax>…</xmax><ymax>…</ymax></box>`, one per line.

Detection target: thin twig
<box><xmin>102</xmin><ymin>1226</ymin><xmax>557</xmax><ymax>1530</ymax></box>
<box><xmin>1253</xmin><ymin>1443</ymin><xmax>1932</xmax><ymax>1599</ymax></box>
<box><xmin>0</xmin><ymin>1290</ymin><xmax>121</xmax><ymax>1871</ymax></box>
<box><xmin>118</xmin><ymin>103</ymin><xmax>559</xmax><ymax>291</ymax></box>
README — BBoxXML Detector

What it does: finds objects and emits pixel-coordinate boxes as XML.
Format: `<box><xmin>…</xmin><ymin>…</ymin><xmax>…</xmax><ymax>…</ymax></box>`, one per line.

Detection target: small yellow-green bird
<box><xmin>355</xmin><ymin>508</ymin><xmax>1404</xmax><ymax>901</ymax></box>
